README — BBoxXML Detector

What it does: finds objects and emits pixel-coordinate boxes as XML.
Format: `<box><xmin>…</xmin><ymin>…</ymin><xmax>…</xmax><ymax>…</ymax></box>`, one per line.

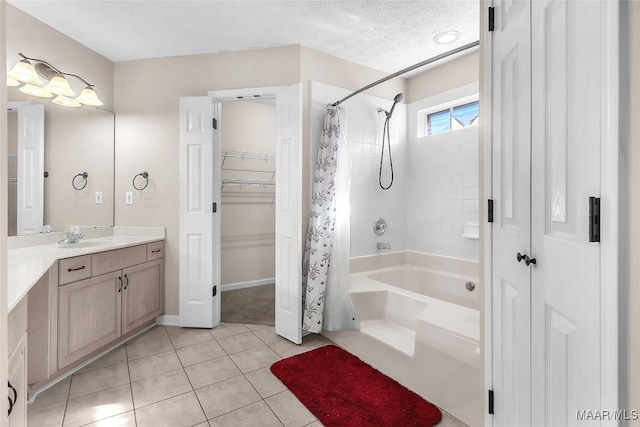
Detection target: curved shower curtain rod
<box><xmin>331</xmin><ymin>40</ymin><xmax>480</xmax><ymax>107</ymax></box>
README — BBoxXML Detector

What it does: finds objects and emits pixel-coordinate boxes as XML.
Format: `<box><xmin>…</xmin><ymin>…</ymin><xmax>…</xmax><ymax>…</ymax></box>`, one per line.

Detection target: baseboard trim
<box><xmin>155</xmin><ymin>314</ymin><xmax>181</xmax><ymax>326</ymax></box>
<box><xmin>222</xmin><ymin>278</ymin><xmax>275</xmax><ymax>292</ymax></box>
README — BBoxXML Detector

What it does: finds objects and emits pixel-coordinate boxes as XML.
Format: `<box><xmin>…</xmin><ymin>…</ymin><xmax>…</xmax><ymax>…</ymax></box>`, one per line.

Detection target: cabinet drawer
<box><xmin>59</xmin><ymin>256</ymin><xmax>92</xmax><ymax>285</ymax></box>
<box><xmin>92</xmin><ymin>245</ymin><xmax>147</xmax><ymax>276</ymax></box>
<box><xmin>147</xmin><ymin>241</ymin><xmax>165</xmax><ymax>261</ymax></box>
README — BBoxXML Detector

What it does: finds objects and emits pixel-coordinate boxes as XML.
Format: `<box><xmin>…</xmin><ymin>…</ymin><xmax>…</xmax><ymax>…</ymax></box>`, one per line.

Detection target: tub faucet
<box><xmin>377</xmin><ymin>242</ymin><xmax>391</xmax><ymax>250</ymax></box>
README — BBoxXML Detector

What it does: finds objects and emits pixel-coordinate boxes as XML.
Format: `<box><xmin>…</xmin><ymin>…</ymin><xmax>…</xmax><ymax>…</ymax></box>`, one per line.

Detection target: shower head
<box><xmin>377</xmin><ymin>93</ymin><xmax>404</xmax><ymax>118</ymax></box>
<box><xmin>388</xmin><ymin>93</ymin><xmax>404</xmax><ymax>118</ymax></box>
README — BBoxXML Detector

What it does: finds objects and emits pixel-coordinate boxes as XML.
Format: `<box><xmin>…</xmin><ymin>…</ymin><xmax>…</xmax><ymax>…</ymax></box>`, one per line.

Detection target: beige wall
<box><xmin>6</xmin><ymin>5</ymin><xmax>115</xmax><ymax>234</ymax></box>
<box><xmin>405</xmin><ymin>50</ymin><xmax>480</xmax><ymax>104</ymax></box>
<box><xmin>114</xmin><ymin>46</ymin><xmax>300</xmax><ymax>315</ymax></box>
<box><xmin>220</xmin><ymin>100</ymin><xmax>276</xmax><ymax>286</ymax></box>
<box><xmin>114</xmin><ymin>45</ymin><xmax>409</xmax><ymax>315</ymax></box>
<box><xmin>6</xmin><ymin>4</ymin><xmax>114</xmax><ymax>111</ymax></box>
<box><xmin>628</xmin><ymin>0</ymin><xmax>639</xmax><ymax>420</ymax></box>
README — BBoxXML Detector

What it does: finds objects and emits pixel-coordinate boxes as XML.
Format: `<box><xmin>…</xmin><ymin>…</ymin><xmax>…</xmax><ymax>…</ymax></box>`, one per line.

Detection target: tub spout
<box><xmin>377</xmin><ymin>242</ymin><xmax>391</xmax><ymax>250</ymax></box>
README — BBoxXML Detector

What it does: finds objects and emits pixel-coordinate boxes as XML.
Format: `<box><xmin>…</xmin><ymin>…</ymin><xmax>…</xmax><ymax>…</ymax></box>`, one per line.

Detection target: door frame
<box><xmin>207</xmin><ymin>85</ymin><xmax>287</xmax><ymax>330</ymax></box>
<box><xmin>482</xmin><ymin>0</ymin><xmax>623</xmax><ymax>424</ymax></box>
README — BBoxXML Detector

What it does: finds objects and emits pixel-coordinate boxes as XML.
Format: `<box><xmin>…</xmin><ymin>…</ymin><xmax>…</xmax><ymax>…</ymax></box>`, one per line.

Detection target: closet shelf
<box><xmin>222</xmin><ymin>150</ymin><xmax>275</xmax><ymax>169</ymax></box>
<box><xmin>221</xmin><ymin>178</ymin><xmax>275</xmax><ymax>189</ymax></box>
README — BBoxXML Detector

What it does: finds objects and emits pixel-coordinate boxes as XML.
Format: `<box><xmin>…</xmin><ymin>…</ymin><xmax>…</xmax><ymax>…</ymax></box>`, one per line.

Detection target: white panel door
<box><xmin>16</xmin><ymin>104</ymin><xmax>44</xmax><ymax>235</ymax></box>
<box><xmin>179</xmin><ymin>97</ymin><xmax>219</xmax><ymax>328</ymax></box>
<box><xmin>275</xmin><ymin>83</ymin><xmax>303</xmax><ymax>344</ymax></box>
<box><xmin>530</xmin><ymin>1</ymin><xmax>601</xmax><ymax>424</ymax></box>
<box><xmin>490</xmin><ymin>1</ymin><xmax>531</xmax><ymax>425</ymax></box>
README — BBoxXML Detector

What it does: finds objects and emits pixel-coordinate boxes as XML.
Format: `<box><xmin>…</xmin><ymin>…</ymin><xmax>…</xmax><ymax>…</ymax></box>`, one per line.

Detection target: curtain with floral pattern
<box><xmin>302</xmin><ymin>106</ymin><xmax>341</xmax><ymax>333</ymax></box>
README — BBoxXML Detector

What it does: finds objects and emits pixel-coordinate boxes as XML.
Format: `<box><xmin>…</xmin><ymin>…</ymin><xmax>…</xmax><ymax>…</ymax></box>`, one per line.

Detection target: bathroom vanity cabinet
<box><xmin>7</xmin><ymin>234</ymin><xmax>165</xmax><ymax>409</ymax></box>
<box><xmin>7</xmin><ymin>298</ymin><xmax>27</xmax><ymax>426</ymax></box>
<box><xmin>58</xmin><ymin>242</ymin><xmax>165</xmax><ymax>369</ymax></box>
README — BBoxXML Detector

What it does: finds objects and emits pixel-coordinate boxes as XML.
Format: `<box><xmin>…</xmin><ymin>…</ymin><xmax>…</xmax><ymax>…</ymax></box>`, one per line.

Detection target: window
<box><xmin>424</xmin><ymin>100</ymin><xmax>479</xmax><ymax>137</ymax></box>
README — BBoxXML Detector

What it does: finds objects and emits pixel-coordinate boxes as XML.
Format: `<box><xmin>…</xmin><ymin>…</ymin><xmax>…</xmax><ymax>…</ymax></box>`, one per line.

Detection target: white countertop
<box><xmin>8</xmin><ymin>229</ymin><xmax>165</xmax><ymax>312</ymax></box>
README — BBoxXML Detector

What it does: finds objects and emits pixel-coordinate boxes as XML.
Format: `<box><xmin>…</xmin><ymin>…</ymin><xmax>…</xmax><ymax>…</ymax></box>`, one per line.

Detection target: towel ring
<box><xmin>72</xmin><ymin>172</ymin><xmax>88</xmax><ymax>190</ymax></box>
<box><xmin>133</xmin><ymin>171</ymin><xmax>149</xmax><ymax>190</ymax></box>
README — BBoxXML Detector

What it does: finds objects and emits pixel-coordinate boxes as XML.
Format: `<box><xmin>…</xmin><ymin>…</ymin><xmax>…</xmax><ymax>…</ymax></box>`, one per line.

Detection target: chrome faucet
<box><xmin>377</xmin><ymin>242</ymin><xmax>391</xmax><ymax>250</ymax></box>
<box><xmin>58</xmin><ymin>230</ymin><xmax>83</xmax><ymax>245</ymax></box>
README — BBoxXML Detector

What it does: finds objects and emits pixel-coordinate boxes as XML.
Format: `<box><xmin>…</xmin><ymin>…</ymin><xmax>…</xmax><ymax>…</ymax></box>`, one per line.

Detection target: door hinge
<box><xmin>488</xmin><ymin>389</ymin><xmax>494</xmax><ymax>415</ymax></box>
<box><xmin>212</xmin><ymin>117</ymin><xmax>218</xmax><ymax>130</ymax></box>
<box><xmin>488</xmin><ymin>199</ymin><xmax>494</xmax><ymax>223</ymax></box>
<box><xmin>212</xmin><ymin>202</ymin><xmax>217</xmax><ymax>213</ymax></box>
<box><xmin>488</xmin><ymin>7</ymin><xmax>495</xmax><ymax>32</ymax></box>
<box><xmin>212</xmin><ymin>285</ymin><xmax>217</xmax><ymax>297</ymax></box>
<box><xmin>589</xmin><ymin>196</ymin><xmax>600</xmax><ymax>242</ymax></box>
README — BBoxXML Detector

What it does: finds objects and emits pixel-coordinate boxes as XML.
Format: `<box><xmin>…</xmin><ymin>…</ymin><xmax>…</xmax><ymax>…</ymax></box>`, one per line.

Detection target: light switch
<box><xmin>95</xmin><ymin>191</ymin><xmax>103</xmax><ymax>205</ymax></box>
<box><xmin>125</xmin><ymin>192</ymin><xmax>133</xmax><ymax>205</ymax></box>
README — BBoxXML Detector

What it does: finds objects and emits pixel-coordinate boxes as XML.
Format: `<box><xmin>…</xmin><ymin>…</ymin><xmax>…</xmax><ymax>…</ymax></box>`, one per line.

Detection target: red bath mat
<box><xmin>270</xmin><ymin>345</ymin><xmax>442</xmax><ymax>426</ymax></box>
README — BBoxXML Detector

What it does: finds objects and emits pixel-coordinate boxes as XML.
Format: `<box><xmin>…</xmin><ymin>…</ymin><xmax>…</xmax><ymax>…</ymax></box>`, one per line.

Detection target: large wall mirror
<box><xmin>7</xmin><ymin>98</ymin><xmax>114</xmax><ymax>236</ymax></box>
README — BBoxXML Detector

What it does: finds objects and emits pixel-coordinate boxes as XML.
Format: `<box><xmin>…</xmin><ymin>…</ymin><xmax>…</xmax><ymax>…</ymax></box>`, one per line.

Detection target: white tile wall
<box><xmin>407</xmin><ymin>83</ymin><xmax>480</xmax><ymax>261</ymax></box>
<box><xmin>310</xmin><ymin>81</ymin><xmax>478</xmax><ymax>261</ymax></box>
<box><xmin>310</xmin><ymin>82</ymin><xmax>407</xmax><ymax>257</ymax></box>
<box><xmin>406</xmin><ymin>128</ymin><xmax>479</xmax><ymax>261</ymax></box>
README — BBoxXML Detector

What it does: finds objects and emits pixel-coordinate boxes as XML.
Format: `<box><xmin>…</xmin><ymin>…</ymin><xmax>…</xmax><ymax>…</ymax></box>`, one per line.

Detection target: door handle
<box><xmin>118</xmin><ymin>276</ymin><xmax>123</xmax><ymax>292</ymax></box>
<box><xmin>124</xmin><ymin>274</ymin><xmax>129</xmax><ymax>290</ymax></box>
<box><xmin>8</xmin><ymin>381</ymin><xmax>17</xmax><ymax>416</ymax></box>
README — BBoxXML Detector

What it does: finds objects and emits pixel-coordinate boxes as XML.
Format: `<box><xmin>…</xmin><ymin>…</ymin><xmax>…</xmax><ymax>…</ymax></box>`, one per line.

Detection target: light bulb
<box><xmin>52</xmin><ymin>95</ymin><xmax>81</xmax><ymax>108</ymax></box>
<box><xmin>8</xmin><ymin>59</ymin><xmax>43</xmax><ymax>85</ymax></box>
<box><xmin>19</xmin><ymin>84</ymin><xmax>53</xmax><ymax>98</ymax></box>
<box><xmin>46</xmin><ymin>75</ymin><xmax>76</xmax><ymax>97</ymax></box>
<box><xmin>7</xmin><ymin>76</ymin><xmax>20</xmax><ymax>87</ymax></box>
<box><xmin>75</xmin><ymin>86</ymin><xmax>103</xmax><ymax>106</ymax></box>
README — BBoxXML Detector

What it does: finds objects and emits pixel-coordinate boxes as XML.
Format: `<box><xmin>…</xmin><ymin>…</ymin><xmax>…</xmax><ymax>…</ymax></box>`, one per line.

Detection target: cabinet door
<box><xmin>122</xmin><ymin>260</ymin><xmax>164</xmax><ymax>335</ymax></box>
<box><xmin>58</xmin><ymin>271</ymin><xmax>122</xmax><ymax>369</ymax></box>
<box><xmin>8</xmin><ymin>334</ymin><xmax>27</xmax><ymax>427</ymax></box>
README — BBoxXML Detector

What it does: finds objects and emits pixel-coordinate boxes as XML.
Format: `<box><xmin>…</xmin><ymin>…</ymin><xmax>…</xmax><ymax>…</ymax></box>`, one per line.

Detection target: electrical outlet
<box><xmin>125</xmin><ymin>192</ymin><xmax>133</xmax><ymax>205</ymax></box>
<box><xmin>95</xmin><ymin>191</ymin><xmax>103</xmax><ymax>205</ymax></box>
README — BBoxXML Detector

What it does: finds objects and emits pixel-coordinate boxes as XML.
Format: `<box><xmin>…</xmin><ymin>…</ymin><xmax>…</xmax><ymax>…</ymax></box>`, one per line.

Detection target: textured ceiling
<box><xmin>7</xmin><ymin>0</ymin><xmax>479</xmax><ymax>74</ymax></box>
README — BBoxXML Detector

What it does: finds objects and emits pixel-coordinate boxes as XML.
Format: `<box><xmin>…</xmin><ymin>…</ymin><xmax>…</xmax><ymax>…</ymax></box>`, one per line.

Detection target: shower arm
<box><xmin>331</xmin><ymin>40</ymin><xmax>479</xmax><ymax>107</ymax></box>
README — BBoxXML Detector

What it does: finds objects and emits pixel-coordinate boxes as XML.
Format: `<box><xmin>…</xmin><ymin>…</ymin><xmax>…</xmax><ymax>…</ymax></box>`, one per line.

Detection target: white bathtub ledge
<box><xmin>416</xmin><ymin>304</ymin><xmax>480</xmax><ymax>368</ymax></box>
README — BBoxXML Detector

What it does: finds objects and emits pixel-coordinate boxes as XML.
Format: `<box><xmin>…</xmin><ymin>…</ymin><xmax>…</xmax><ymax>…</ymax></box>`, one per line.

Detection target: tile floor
<box><xmin>27</xmin><ymin>323</ymin><xmax>468</xmax><ymax>427</ymax></box>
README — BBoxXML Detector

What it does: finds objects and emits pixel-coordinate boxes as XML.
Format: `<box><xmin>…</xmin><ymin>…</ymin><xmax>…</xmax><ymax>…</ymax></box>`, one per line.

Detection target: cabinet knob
<box><xmin>525</xmin><ymin>256</ymin><xmax>537</xmax><ymax>266</ymax></box>
<box><xmin>517</xmin><ymin>252</ymin><xmax>525</xmax><ymax>263</ymax></box>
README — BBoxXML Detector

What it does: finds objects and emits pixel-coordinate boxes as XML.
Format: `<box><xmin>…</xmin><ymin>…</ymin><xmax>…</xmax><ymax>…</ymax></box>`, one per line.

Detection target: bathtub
<box><xmin>323</xmin><ymin>252</ymin><xmax>482</xmax><ymax>426</ymax></box>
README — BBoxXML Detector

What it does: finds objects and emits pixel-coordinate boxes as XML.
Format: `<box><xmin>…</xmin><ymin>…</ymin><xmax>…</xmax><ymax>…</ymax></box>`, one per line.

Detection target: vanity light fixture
<box><xmin>7</xmin><ymin>53</ymin><xmax>103</xmax><ymax>107</ymax></box>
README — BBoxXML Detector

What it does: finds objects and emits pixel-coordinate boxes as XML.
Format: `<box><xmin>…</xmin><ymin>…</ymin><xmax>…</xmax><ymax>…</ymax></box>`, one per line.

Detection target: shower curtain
<box><xmin>302</xmin><ymin>106</ymin><xmax>359</xmax><ymax>333</ymax></box>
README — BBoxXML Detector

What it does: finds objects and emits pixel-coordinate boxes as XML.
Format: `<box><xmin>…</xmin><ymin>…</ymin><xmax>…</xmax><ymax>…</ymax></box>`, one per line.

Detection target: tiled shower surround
<box><xmin>406</xmin><ymin>127</ymin><xmax>479</xmax><ymax>261</ymax></box>
<box><xmin>310</xmin><ymin>81</ymin><xmax>479</xmax><ymax>261</ymax></box>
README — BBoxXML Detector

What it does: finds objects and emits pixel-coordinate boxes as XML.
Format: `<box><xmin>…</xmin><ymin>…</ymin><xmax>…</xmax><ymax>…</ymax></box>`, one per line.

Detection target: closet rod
<box><xmin>331</xmin><ymin>40</ymin><xmax>480</xmax><ymax>107</ymax></box>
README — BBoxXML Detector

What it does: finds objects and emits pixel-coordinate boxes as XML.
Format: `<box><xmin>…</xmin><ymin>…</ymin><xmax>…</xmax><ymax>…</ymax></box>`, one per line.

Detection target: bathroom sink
<box><xmin>58</xmin><ymin>241</ymin><xmax>107</xmax><ymax>249</ymax></box>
